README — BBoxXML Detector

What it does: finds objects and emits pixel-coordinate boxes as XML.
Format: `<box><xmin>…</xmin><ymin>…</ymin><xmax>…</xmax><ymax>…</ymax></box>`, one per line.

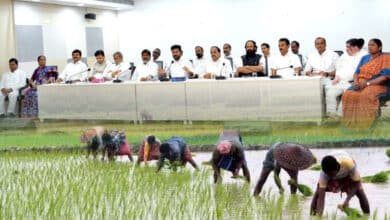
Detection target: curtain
<box><xmin>0</xmin><ymin>0</ymin><xmax>16</xmax><ymax>73</ymax></box>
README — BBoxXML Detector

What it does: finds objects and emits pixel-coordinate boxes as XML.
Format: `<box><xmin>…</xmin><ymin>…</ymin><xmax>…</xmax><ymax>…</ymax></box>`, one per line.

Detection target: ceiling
<box><xmin>18</xmin><ymin>0</ymin><xmax>134</xmax><ymax>11</ymax></box>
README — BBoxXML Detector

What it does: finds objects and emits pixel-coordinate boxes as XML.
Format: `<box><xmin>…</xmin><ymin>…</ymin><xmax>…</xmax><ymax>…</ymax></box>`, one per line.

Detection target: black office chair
<box><xmin>334</xmin><ymin>50</ymin><xmax>344</xmax><ymax>56</ymax></box>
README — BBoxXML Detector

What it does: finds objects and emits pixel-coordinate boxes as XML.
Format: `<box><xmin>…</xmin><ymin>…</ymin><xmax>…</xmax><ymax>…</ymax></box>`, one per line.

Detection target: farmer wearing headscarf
<box><xmin>211</xmin><ymin>131</ymin><xmax>250</xmax><ymax>183</ymax></box>
<box><xmin>137</xmin><ymin>135</ymin><xmax>161</xmax><ymax>165</ymax></box>
<box><xmin>310</xmin><ymin>150</ymin><xmax>370</xmax><ymax>216</ymax></box>
<box><xmin>253</xmin><ymin>142</ymin><xmax>316</xmax><ymax>196</ymax></box>
<box><xmin>156</xmin><ymin>136</ymin><xmax>198</xmax><ymax>172</ymax></box>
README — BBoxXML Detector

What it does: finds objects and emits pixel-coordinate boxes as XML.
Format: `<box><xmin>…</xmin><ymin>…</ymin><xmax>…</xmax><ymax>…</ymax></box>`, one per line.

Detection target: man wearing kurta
<box><xmin>0</xmin><ymin>58</ymin><xmax>26</xmax><ymax>117</ymax></box>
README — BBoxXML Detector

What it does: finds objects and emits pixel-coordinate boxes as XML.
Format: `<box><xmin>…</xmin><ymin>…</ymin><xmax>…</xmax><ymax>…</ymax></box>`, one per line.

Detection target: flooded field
<box><xmin>1</xmin><ymin>147</ymin><xmax>389</xmax><ymax>219</ymax></box>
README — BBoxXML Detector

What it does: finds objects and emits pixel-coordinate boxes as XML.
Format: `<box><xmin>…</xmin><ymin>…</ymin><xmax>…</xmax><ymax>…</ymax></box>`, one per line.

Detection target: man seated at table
<box><xmin>291</xmin><ymin>40</ymin><xmax>307</xmax><ymax>75</ymax></box>
<box><xmin>0</xmin><ymin>58</ymin><xmax>26</xmax><ymax>118</ymax></box>
<box><xmin>132</xmin><ymin>49</ymin><xmax>159</xmax><ymax>82</ymax></box>
<box><xmin>204</xmin><ymin>46</ymin><xmax>232</xmax><ymax>79</ymax></box>
<box><xmin>104</xmin><ymin>51</ymin><xmax>131</xmax><ymax>82</ymax></box>
<box><xmin>223</xmin><ymin>43</ymin><xmax>240</xmax><ymax>73</ymax></box>
<box><xmin>235</xmin><ymin>40</ymin><xmax>265</xmax><ymax>77</ymax></box>
<box><xmin>271</xmin><ymin>38</ymin><xmax>302</xmax><ymax>78</ymax></box>
<box><xmin>158</xmin><ymin>44</ymin><xmax>194</xmax><ymax>80</ymax></box>
<box><xmin>192</xmin><ymin>46</ymin><xmax>207</xmax><ymax>78</ymax></box>
<box><xmin>56</xmin><ymin>49</ymin><xmax>88</xmax><ymax>83</ymax></box>
<box><xmin>304</xmin><ymin>37</ymin><xmax>339</xmax><ymax>83</ymax></box>
<box><xmin>89</xmin><ymin>50</ymin><xmax>110</xmax><ymax>83</ymax></box>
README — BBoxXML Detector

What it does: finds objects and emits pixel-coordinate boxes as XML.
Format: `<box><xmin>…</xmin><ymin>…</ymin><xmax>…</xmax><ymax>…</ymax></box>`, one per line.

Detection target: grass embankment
<box><xmin>1</xmin><ymin>120</ymin><xmax>390</xmax><ymax>151</ymax></box>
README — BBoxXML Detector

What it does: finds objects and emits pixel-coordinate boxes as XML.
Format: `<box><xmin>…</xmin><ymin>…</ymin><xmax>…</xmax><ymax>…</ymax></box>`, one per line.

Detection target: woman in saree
<box><xmin>342</xmin><ymin>39</ymin><xmax>390</xmax><ymax>131</ymax></box>
<box><xmin>22</xmin><ymin>55</ymin><xmax>57</xmax><ymax>118</ymax></box>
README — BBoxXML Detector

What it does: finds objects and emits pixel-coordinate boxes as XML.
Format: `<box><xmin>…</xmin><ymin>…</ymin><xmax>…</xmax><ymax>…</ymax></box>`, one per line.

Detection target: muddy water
<box><xmin>192</xmin><ymin>147</ymin><xmax>390</xmax><ymax>218</ymax></box>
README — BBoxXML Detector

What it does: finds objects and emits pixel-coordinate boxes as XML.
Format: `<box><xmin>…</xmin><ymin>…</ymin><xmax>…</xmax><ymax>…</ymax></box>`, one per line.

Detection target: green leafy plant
<box><xmin>288</xmin><ymin>179</ymin><xmax>313</xmax><ymax>196</ymax></box>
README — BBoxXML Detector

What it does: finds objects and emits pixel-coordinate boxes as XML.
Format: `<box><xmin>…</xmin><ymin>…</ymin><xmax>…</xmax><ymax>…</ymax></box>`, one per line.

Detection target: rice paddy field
<box><xmin>1</xmin><ymin>120</ymin><xmax>390</xmax><ymax>219</ymax></box>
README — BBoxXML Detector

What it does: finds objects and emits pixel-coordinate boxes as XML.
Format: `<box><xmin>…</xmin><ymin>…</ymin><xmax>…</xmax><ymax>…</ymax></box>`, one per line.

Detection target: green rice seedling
<box><xmin>309</xmin><ymin>163</ymin><xmax>322</xmax><ymax>171</ymax></box>
<box><xmin>338</xmin><ymin>206</ymin><xmax>363</xmax><ymax>218</ymax></box>
<box><xmin>362</xmin><ymin>171</ymin><xmax>389</xmax><ymax>183</ymax></box>
<box><xmin>287</xmin><ymin>179</ymin><xmax>313</xmax><ymax>197</ymax></box>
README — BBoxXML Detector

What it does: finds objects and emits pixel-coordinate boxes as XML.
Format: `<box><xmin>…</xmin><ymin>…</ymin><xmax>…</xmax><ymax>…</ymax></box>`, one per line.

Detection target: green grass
<box><xmin>0</xmin><ymin>152</ymin><xmax>304</xmax><ymax>219</ymax></box>
<box><xmin>1</xmin><ymin>120</ymin><xmax>390</xmax><ymax>150</ymax></box>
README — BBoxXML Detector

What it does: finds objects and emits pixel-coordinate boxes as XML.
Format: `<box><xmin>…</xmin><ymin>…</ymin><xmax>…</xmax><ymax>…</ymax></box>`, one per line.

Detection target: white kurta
<box><xmin>59</xmin><ymin>61</ymin><xmax>88</xmax><ymax>81</ymax></box>
<box><xmin>104</xmin><ymin>62</ymin><xmax>131</xmax><ymax>81</ymax></box>
<box><xmin>271</xmin><ymin>52</ymin><xmax>302</xmax><ymax>77</ymax></box>
<box><xmin>204</xmin><ymin>58</ymin><xmax>233</xmax><ymax>78</ymax></box>
<box><xmin>304</xmin><ymin>50</ymin><xmax>339</xmax><ymax>73</ymax></box>
<box><xmin>192</xmin><ymin>57</ymin><xmax>207</xmax><ymax>77</ymax></box>
<box><xmin>132</xmin><ymin>61</ymin><xmax>159</xmax><ymax>81</ymax></box>
<box><xmin>325</xmin><ymin>50</ymin><xmax>367</xmax><ymax>115</ymax></box>
<box><xmin>0</xmin><ymin>69</ymin><xmax>27</xmax><ymax>114</ymax></box>
<box><xmin>166</xmin><ymin>58</ymin><xmax>194</xmax><ymax>78</ymax></box>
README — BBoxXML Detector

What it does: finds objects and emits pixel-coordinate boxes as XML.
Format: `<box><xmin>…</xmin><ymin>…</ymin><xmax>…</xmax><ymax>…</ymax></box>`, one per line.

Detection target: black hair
<box><xmin>346</xmin><ymin>38</ymin><xmax>365</xmax><ymax>49</ymax></box>
<box><xmin>223</xmin><ymin>43</ymin><xmax>231</xmax><ymax>49</ymax></box>
<box><xmin>171</xmin><ymin>44</ymin><xmax>182</xmax><ymax>52</ymax></box>
<box><xmin>72</xmin><ymin>49</ymin><xmax>82</xmax><ymax>56</ymax></box>
<box><xmin>195</xmin><ymin>46</ymin><xmax>203</xmax><ymax>51</ymax></box>
<box><xmin>94</xmin><ymin>50</ymin><xmax>105</xmax><ymax>57</ymax></box>
<box><xmin>245</xmin><ymin>40</ymin><xmax>257</xmax><ymax>50</ymax></box>
<box><xmin>279</xmin><ymin>38</ymin><xmax>290</xmax><ymax>46</ymax></box>
<box><xmin>37</xmin><ymin>55</ymin><xmax>46</xmax><ymax>61</ymax></box>
<box><xmin>315</xmin><ymin>37</ymin><xmax>326</xmax><ymax>45</ymax></box>
<box><xmin>370</xmin><ymin>38</ymin><xmax>383</xmax><ymax>52</ymax></box>
<box><xmin>160</xmin><ymin>143</ymin><xmax>170</xmax><ymax>154</ymax></box>
<box><xmin>113</xmin><ymin>51</ymin><xmax>123</xmax><ymax>58</ymax></box>
<box><xmin>210</xmin><ymin>46</ymin><xmax>221</xmax><ymax>53</ymax></box>
<box><xmin>261</xmin><ymin>43</ymin><xmax>270</xmax><ymax>49</ymax></box>
<box><xmin>141</xmin><ymin>49</ymin><xmax>151</xmax><ymax>56</ymax></box>
<box><xmin>291</xmin><ymin>41</ymin><xmax>300</xmax><ymax>47</ymax></box>
<box><xmin>9</xmin><ymin>58</ymin><xmax>18</xmax><ymax>65</ymax></box>
<box><xmin>147</xmin><ymin>135</ymin><xmax>156</xmax><ymax>145</ymax></box>
<box><xmin>321</xmin><ymin>156</ymin><xmax>340</xmax><ymax>174</ymax></box>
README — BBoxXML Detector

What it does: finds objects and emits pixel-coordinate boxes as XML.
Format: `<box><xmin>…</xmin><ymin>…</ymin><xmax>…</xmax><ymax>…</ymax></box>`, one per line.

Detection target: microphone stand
<box><xmin>65</xmin><ymin>68</ymin><xmax>91</xmax><ymax>84</ymax></box>
<box><xmin>215</xmin><ymin>62</ymin><xmax>226</xmax><ymax>80</ymax></box>
<box><xmin>270</xmin><ymin>65</ymin><xmax>293</xmax><ymax>79</ymax></box>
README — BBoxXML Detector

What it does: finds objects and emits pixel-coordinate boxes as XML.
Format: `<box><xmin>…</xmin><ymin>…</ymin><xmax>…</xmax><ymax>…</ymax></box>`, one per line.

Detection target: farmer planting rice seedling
<box><xmin>80</xmin><ymin>126</ymin><xmax>105</xmax><ymax>159</ymax></box>
<box><xmin>136</xmin><ymin>135</ymin><xmax>161</xmax><ymax>165</ymax></box>
<box><xmin>156</xmin><ymin>136</ymin><xmax>199</xmax><ymax>172</ymax></box>
<box><xmin>101</xmin><ymin>130</ymin><xmax>133</xmax><ymax>161</ymax></box>
<box><xmin>253</xmin><ymin>142</ymin><xmax>316</xmax><ymax>196</ymax></box>
<box><xmin>211</xmin><ymin>130</ymin><xmax>251</xmax><ymax>183</ymax></box>
<box><xmin>311</xmin><ymin>150</ymin><xmax>370</xmax><ymax>216</ymax></box>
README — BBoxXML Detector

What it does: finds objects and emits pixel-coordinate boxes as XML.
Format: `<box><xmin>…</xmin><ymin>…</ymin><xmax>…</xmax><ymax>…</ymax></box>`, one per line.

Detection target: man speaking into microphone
<box><xmin>56</xmin><ymin>49</ymin><xmax>88</xmax><ymax>83</ymax></box>
<box><xmin>271</xmin><ymin>38</ymin><xmax>302</xmax><ymax>78</ymax></box>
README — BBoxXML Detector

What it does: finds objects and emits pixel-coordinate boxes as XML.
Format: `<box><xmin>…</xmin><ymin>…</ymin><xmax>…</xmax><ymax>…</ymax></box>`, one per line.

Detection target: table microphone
<box><xmin>216</xmin><ymin>62</ymin><xmax>226</xmax><ymax>80</ymax></box>
<box><xmin>270</xmin><ymin>65</ymin><xmax>293</xmax><ymax>79</ymax></box>
<box><xmin>160</xmin><ymin>60</ymin><xmax>174</xmax><ymax>82</ymax></box>
<box><xmin>65</xmin><ymin>68</ymin><xmax>91</xmax><ymax>84</ymax></box>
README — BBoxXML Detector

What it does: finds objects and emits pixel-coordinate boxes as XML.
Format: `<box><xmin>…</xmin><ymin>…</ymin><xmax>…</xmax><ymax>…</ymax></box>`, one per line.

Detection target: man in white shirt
<box><xmin>291</xmin><ymin>40</ymin><xmax>307</xmax><ymax>75</ymax></box>
<box><xmin>223</xmin><ymin>43</ymin><xmax>240</xmax><ymax>73</ymax></box>
<box><xmin>271</xmin><ymin>38</ymin><xmax>301</xmax><ymax>78</ymax></box>
<box><xmin>89</xmin><ymin>50</ymin><xmax>111</xmax><ymax>83</ymax></box>
<box><xmin>325</xmin><ymin>38</ymin><xmax>366</xmax><ymax>117</ymax></box>
<box><xmin>159</xmin><ymin>44</ymin><xmax>194</xmax><ymax>80</ymax></box>
<box><xmin>204</xmin><ymin>46</ymin><xmax>233</xmax><ymax>79</ymax></box>
<box><xmin>261</xmin><ymin>43</ymin><xmax>272</xmax><ymax>76</ymax></box>
<box><xmin>104</xmin><ymin>51</ymin><xmax>131</xmax><ymax>81</ymax></box>
<box><xmin>153</xmin><ymin>48</ymin><xmax>164</xmax><ymax>70</ymax></box>
<box><xmin>132</xmin><ymin>49</ymin><xmax>159</xmax><ymax>82</ymax></box>
<box><xmin>304</xmin><ymin>37</ymin><xmax>339</xmax><ymax>82</ymax></box>
<box><xmin>192</xmin><ymin>46</ymin><xmax>207</xmax><ymax>78</ymax></box>
<box><xmin>56</xmin><ymin>49</ymin><xmax>88</xmax><ymax>83</ymax></box>
<box><xmin>0</xmin><ymin>58</ymin><xmax>26</xmax><ymax>117</ymax></box>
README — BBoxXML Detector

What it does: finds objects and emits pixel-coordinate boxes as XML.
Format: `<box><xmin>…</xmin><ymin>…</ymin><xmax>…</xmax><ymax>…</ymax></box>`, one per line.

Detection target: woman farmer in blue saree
<box><xmin>211</xmin><ymin>131</ymin><xmax>250</xmax><ymax>183</ymax></box>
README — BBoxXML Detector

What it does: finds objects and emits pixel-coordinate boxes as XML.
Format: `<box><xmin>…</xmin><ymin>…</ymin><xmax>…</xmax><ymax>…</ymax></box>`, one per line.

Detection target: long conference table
<box><xmin>38</xmin><ymin>77</ymin><xmax>325</xmax><ymax>123</ymax></box>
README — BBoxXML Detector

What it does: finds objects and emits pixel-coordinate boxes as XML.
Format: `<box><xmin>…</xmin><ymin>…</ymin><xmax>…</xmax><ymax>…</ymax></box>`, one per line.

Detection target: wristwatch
<box><xmin>366</xmin><ymin>81</ymin><xmax>371</xmax><ymax>86</ymax></box>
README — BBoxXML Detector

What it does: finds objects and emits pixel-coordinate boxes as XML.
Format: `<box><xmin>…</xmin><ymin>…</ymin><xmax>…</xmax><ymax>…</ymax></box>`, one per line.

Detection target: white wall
<box><xmin>13</xmin><ymin>1</ymin><xmax>119</xmax><ymax>75</ymax></box>
<box><xmin>118</xmin><ymin>0</ymin><xmax>390</xmax><ymax>64</ymax></box>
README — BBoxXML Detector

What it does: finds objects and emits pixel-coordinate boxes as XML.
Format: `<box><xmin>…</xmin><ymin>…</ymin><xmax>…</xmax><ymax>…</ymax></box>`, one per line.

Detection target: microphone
<box><xmin>216</xmin><ymin>62</ymin><xmax>226</xmax><ymax>80</ymax></box>
<box><xmin>65</xmin><ymin>68</ymin><xmax>90</xmax><ymax>84</ymax></box>
<box><xmin>276</xmin><ymin>65</ymin><xmax>293</xmax><ymax>71</ymax></box>
<box><xmin>160</xmin><ymin>61</ymin><xmax>174</xmax><ymax>82</ymax></box>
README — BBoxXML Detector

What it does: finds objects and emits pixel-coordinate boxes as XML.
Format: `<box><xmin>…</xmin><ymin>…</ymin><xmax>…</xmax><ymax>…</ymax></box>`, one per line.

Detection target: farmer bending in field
<box><xmin>310</xmin><ymin>151</ymin><xmax>370</xmax><ymax>216</ymax></box>
<box><xmin>156</xmin><ymin>136</ymin><xmax>199</xmax><ymax>172</ymax></box>
<box><xmin>137</xmin><ymin>135</ymin><xmax>161</xmax><ymax>165</ymax></box>
<box><xmin>211</xmin><ymin>131</ymin><xmax>250</xmax><ymax>183</ymax></box>
<box><xmin>253</xmin><ymin>142</ymin><xmax>316</xmax><ymax>196</ymax></box>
